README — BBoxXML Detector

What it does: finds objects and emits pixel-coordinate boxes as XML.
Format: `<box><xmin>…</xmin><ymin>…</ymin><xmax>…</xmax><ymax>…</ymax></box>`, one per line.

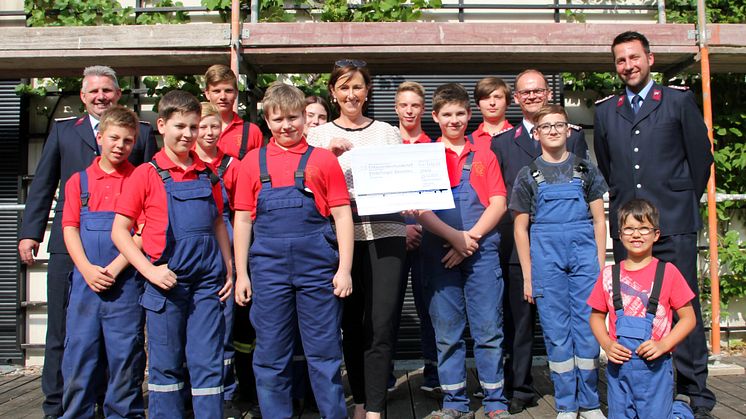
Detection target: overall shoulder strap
<box><xmin>529</xmin><ymin>161</ymin><xmax>545</xmax><ymax>185</ymax></box>
<box><xmin>647</xmin><ymin>261</ymin><xmax>667</xmax><ymax>315</ymax></box>
<box><xmin>572</xmin><ymin>155</ymin><xmax>588</xmax><ymax>181</ymax></box>
<box><xmin>466</xmin><ymin>134</ymin><xmax>474</xmax><ymax>145</ymax></box>
<box><xmin>149</xmin><ymin>159</ymin><xmax>172</xmax><ymax>183</ymax></box>
<box><xmin>239</xmin><ymin>122</ymin><xmax>250</xmax><ymax>160</ymax></box>
<box><xmin>217</xmin><ymin>154</ymin><xmax>233</xmax><ymax>178</ymax></box>
<box><xmin>295</xmin><ymin>146</ymin><xmax>314</xmax><ymax>190</ymax></box>
<box><xmin>200</xmin><ymin>167</ymin><xmax>220</xmax><ymax>186</ymax></box>
<box><xmin>79</xmin><ymin>169</ymin><xmax>90</xmax><ymax>207</ymax></box>
<box><xmin>258</xmin><ymin>147</ymin><xmax>271</xmax><ymax>186</ymax></box>
<box><xmin>612</xmin><ymin>264</ymin><xmax>624</xmax><ymax>312</ymax></box>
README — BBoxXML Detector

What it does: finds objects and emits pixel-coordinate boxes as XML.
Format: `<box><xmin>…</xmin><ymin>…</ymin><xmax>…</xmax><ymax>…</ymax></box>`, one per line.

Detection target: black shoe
<box><xmin>224</xmin><ymin>400</ymin><xmax>242</xmax><ymax>419</ymax></box>
<box><xmin>246</xmin><ymin>403</ymin><xmax>262</xmax><ymax>418</ymax></box>
<box><xmin>508</xmin><ymin>397</ymin><xmax>538</xmax><ymax>414</ymax></box>
<box><xmin>693</xmin><ymin>407</ymin><xmax>714</xmax><ymax>419</ymax></box>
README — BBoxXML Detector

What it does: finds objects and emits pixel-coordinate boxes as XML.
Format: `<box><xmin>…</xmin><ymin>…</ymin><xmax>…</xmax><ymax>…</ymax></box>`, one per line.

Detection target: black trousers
<box><xmin>342</xmin><ymin>237</ymin><xmax>406</xmax><ymax>413</ymax></box>
<box><xmin>42</xmin><ymin>253</ymin><xmax>74</xmax><ymax>416</ymax></box>
<box><xmin>613</xmin><ymin>233</ymin><xmax>716</xmax><ymax>410</ymax></box>
<box><xmin>502</xmin><ymin>262</ymin><xmax>536</xmax><ymax>402</ymax></box>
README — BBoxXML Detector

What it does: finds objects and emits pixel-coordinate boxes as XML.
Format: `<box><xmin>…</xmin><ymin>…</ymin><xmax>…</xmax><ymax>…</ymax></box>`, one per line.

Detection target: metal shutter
<box><xmin>0</xmin><ymin>80</ymin><xmax>23</xmax><ymax>363</ymax></box>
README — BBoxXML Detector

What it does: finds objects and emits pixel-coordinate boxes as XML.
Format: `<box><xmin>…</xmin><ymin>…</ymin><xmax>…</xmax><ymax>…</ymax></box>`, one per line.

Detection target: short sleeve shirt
<box><xmin>509</xmin><ymin>153</ymin><xmax>607</xmax><ymax>219</ymax></box>
<box><xmin>217</xmin><ymin>113</ymin><xmax>263</xmax><ymax>159</ymax></box>
<box><xmin>439</xmin><ymin>137</ymin><xmax>507</xmax><ymax>207</ymax></box>
<box><xmin>116</xmin><ymin>149</ymin><xmax>224</xmax><ymax>261</ymax></box>
<box><xmin>470</xmin><ymin>121</ymin><xmax>513</xmax><ymax>150</ymax></box>
<box><xmin>205</xmin><ymin>150</ymin><xmax>239</xmax><ymax>210</ymax></box>
<box><xmin>234</xmin><ymin>138</ymin><xmax>350</xmax><ymax>220</ymax></box>
<box><xmin>587</xmin><ymin>258</ymin><xmax>695</xmax><ymax>342</ymax></box>
<box><xmin>62</xmin><ymin>157</ymin><xmax>136</xmax><ymax>228</ymax></box>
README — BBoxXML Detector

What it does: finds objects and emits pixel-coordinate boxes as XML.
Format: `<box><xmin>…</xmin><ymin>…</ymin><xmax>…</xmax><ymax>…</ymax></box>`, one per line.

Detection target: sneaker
<box><xmin>486</xmin><ymin>409</ymin><xmax>511</xmax><ymax>418</ymax></box>
<box><xmin>424</xmin><ymin>408</ymin><xmax>475</xmax><ymax>419</ymax></box>
<box><xmin>223</xmin><ymin>400</ymin><xmax>242</xmax><ymax>419</ymax></box>
<box><xmin>556</xmin><ymin>412</ymin><xmax>578</xmax><ymax>419</ymax></box>
<box><xmin>693</xmin><ymin>407</ymin><xmax>714</xmax><ymax>419</ymax></box>
<box><xmin>579</xmin><ymin>409</ymin><xmax>606</xmax><ymax>419</ymax></box>
<box><xmin>387</xmin><ymin>373</ymin><xmax>397</xmax><ymax>392</ymax></box>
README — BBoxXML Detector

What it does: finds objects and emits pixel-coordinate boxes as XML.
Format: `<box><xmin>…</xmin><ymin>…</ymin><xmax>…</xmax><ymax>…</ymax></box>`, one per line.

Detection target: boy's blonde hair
<box><xmin>396</xmin><ymin>81</ymin><xmax>426</xmax><ymax>102</ymax></box>
<box><xmin>204</xmin><ymin>64</ymin><xmax>238</xmax><ymax>89</ymax></box>
<box><xmin>432</xmin><ymin>83</ymin><xmax>470</xmax><ymax>114</ymax></box>
<box><xmin>98</xmin><ymin>105</ymin><xmax>139</xmax><ymax>139</ymax></box>
<box><xmin>159</xmin><ymin>90</ymin><xmax>201</xmax><ymax>120</ymax></box>
<box><xmin>533</xmin><ymin>104</ymin><xmax>568</xmax><ymax>125</ymax></box>
<box><xmin>617</xmin><ymin>198</ymin><xmax>660</xmax><ymax>231</ymax></box>
<box><xmin>262</xmin><ymin>82</ymin><xmax>306</xmax><ymax>116</ymax></box>
<box><xmin>473</xmin><ymin>76</ymin><xmax>510</xmax><ymax>105</ymax></box>
<box><xmin>200</xmin><ymin>102</ymin><xmax>220</xmax><ymax>119</ymax></box>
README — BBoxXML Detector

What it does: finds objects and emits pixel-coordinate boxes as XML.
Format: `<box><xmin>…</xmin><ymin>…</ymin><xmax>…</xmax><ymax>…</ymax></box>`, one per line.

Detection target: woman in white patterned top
<box><xmin>307</xmin><ymin>59</ymin><xmax>406</xmax><ymax>419</ymax></box>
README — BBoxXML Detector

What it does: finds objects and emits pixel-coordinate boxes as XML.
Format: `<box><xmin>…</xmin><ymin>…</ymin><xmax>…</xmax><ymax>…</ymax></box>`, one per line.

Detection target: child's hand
<box><xmin>636</xmin><ymin>339</ymin><xmax>670</xmax><ymax>361</ymax></box>
<box><xmin>218</xmin><ymin>274</ymin><xmax>233</xmax><ymax>302</ymax></box>
<box><xmin>604</xmin><ymin>341</ymin><xmax>632</xmax><ymax>364</ymax></box>
<box><xmin>441</xmin><ymin>248</ymin><xmax>465</xmax><ymax>269</ymax></box>
<box><xmin>146</xmin><ymin>264</ymin><xmax>177</xmax><ymax>291</ymax></box>
<box><xmin>448</xmin><ymin>230</ymin><xmax>480</xmax><ymax>257</ymax></box>
<box><xmin>332</xmin><ymin>270</ymin><xmax>353</xmax><ymax>298</ymax></box>
<box><xmin>234</xmin><ymin>274</ymin><xmax>252</xmax><ymax>306</ymax></box>
<box><xmin>329</xmin><ymin>138</ymin><xmax>353</xmax><ymax>157</ymax></box>
<box><xmin>523</xmin><ymin>278</ymin><xmax>534</xmax><ymax>304</ymax></box>
<box><xmin>405</xmin><ymin>224</ymin><xmax>422</xmax><ymax>251</ymax></box>
<box><xmin>81</xmin><ymin>264</ymin><xmax>115</xmax><ymax>293</ymax></box>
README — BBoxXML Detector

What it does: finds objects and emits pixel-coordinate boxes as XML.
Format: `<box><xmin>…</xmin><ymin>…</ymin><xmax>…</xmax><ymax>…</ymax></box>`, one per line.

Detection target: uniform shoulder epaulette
<box><xmin>568</xmin><ymin>123</ymin><xmax>582</xmax><ymax>131</ymax></box>
<box><xmin>594</xmin><ymin>94</ymin><xmax>615</xmax><ymax>105</ymax></box>
<box><xmin>54</xmin><ymin>116</ymin><xmax>77</xmax><ymax>122</ymax></box>
<box><xmin>139</xmin><ymin>120</ymin><xmax>151</xmax><ymax>125</ymax></box>
<box><xmin>667</xmin><ymin>84</ymin><xmax>690</xmax><ymax>91</ymax></box>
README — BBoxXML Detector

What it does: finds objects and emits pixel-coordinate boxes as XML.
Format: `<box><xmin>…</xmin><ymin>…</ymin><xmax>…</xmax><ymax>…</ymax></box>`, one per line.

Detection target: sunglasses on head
<box><xmin>335</xmin><ymin>59</ymin><xmax>367</xmax><ymax>68</ymax></box>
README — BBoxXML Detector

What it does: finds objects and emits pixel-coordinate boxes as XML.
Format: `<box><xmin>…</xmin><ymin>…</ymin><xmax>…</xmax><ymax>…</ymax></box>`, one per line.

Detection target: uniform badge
<box><xmin>616</xmin><ymin>95</ymin><xmax>625</xmax><ymax>107</ymax></box>
<box><xmin>74</xmin><ymin>117</ymin><xmax>85</xmax><ymax>126</ymax></box>
<box><xmin>652</xmin><ymin>89</ymin><xmax>662</xmax><ymax>101</ymax></box>
<box><xmin>515</xmin><ymin>125</ymin><xmax>523</xmax><ymax>138</ymax></box>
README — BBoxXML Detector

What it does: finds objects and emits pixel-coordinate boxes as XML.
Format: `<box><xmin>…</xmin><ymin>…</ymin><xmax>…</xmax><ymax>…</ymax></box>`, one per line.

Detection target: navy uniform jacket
<box><xmin>593</xmin><ymin>83</ymin><xmax>713</xmax><ymax>239</ymax></box>
<box><xmin>19</xmin><ymin>115</ymin><xmax>158</xmax><ymax>254</ymax></box>
<box><xmin>490</xmin><ymin>122</ymin><xmax>588</xmax><ymax>263</ymax></box>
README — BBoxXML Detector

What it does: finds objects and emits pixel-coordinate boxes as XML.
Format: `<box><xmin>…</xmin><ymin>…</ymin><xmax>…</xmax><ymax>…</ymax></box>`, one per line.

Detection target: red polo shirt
<box><xmin>439</xmin><ymin>136</ymin><xmax>507</xmax><ymax>207</ymax></box>
<box><xmin>218</xmin><ymin>113</ymin><xmax>263</xmax><ymax>159</ymax></box>
<box><xmin>403</xmin><ymin>132</ymin><xmax>432</xmax><ymax>144</ymax></box>
<box><xmin>116</xmin><ymin>149</ymin><xmax>224</xmax><ymax>261</ymax></box>
<box><xmin>205</xmin><ymin>149</ymin><xmax>239</xmax><ymax>210</ymax></box>
<box><xmin>470</xmin><ymin>121</ymin><xmax>513</xmax><ymax>150</ymax></box>
<box><xmin>62</xmin><ymin>157</ymin><xmax>136</xmax><ymax>228</ymax></box>
<box><xmin>234</xmin><ymin>138</ymin><xmax>349</xmax><ymax>220</ymax></box>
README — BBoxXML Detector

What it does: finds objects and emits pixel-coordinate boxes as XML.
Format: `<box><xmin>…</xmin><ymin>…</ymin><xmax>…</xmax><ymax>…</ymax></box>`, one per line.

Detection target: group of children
<box><xmin>58</xmin><ymin>63</ymin><xmax>699</xmax><ymax>419</ymax></box>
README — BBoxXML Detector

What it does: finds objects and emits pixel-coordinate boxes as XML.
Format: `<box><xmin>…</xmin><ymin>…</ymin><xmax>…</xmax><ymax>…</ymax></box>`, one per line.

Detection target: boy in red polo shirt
<box><xmin>61</xmin><ymin>106</ymin><xmax>145</xmax><ymax>419</ymax></box>
<box><xmin>112</xmin><ymin>90</ymin><xmax>233</xmax><ymax>419</ymax></box>
<box><xmin>233</xmin><ymin>82</ymin><xmax>353</xmax><ymax>419</ymax></box>
<box><xmin>204</xmin><ymin>64</ymin><xmax>263</xmax><ymax>160</ymax></box>
<box><xmin>418</xmin><ymin>83</ymin><xmax>509</xmax><ymax>419</ymax></box>
<box><xmin>470</xmin><ymin>76</ymin><xmax>513</xmax><ymax>149</ymax></box>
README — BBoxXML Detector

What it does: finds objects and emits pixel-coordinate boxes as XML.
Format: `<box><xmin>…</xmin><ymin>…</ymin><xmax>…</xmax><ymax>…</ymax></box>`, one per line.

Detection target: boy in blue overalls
<box><xmin>418</xmin><ymin>83</ymin><xmax>509</xmax><ymax>419</ymax></box>
<box><xmin>61</xmin><ymin>106</ymin><xmax>144</xmax><ymax>419</ymax></box>
<box><xmin>588</xmin><ymin>198</ymin><xmax>695</xmax><ymax>419</ymax></box>
<box><xmin>112</xmin><ymin>90</ymin><xmax>233</xmax><ymax>419</ymax></box>
<box><xmin>511</xmin><ymin>104</ymin><xmax>607</xmax><ymax>419</ymax></box>
<box><xmin>233</xmin><ymin>82</ymin><xmax>354</xmax><ymax>419</ymax></box>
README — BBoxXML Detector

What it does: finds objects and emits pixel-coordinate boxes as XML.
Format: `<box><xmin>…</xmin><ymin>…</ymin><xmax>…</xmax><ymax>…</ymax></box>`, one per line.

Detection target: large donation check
<box><xmin>348</xmin><ymin>142</ymin><xmax>454</xmax><ymax>216</ymax></box>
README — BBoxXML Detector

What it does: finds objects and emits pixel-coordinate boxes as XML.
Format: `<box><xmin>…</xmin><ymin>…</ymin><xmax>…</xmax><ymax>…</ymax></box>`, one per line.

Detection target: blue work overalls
<box><xmin>62</xmin><ymin>170</ymin><xmax>145</xmax><ymax>419</ymax></box>
<box><xmin>422</xmin><ymin>148</ymin><xmax>507</xmax><ymax>413</ymax></box>
<box><xmin>606</xmin><ymin>262</ymin><xmax>694</xmax><ymax>419</ymax></box>
<box><xmin>139</xmin><ymin>160</ymin><xmax>226</xmax><ymax>419</ymax></box>
<box><xmin>216</xmin><ymin>154</ymin><xmax>237</xmax><ymax>402</ymax></box>
<box><xmin>529</xmin><ymin>157</ymin><xmax>600</xmax><ymax>413</ymax></box>
<box><xmin>249</xmin><ymin>146</ymin><xmax>347</xmax><ymax>419</ymax></box>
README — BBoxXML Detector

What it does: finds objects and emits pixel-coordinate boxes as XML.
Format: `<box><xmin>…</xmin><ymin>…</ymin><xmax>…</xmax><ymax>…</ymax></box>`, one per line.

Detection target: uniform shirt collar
<box><xmin>154</xmin><ymin>149</ymin><xmax>207</xmax><ymax>173</ymax></box>
<box><xmin>437</xmin><ymin>136</ymin><xmax>475</xmax><ymax>156</ymax></box>
<box><xmin>626</xmin><ymin>79</ymin><xmax>655</xmax><ymax>104</ymax></box>
<box><xmin>88</xmin><ymin>115</ymin><xmax>100</xmax><ymax>133</ymax></box>
<box><xmin>522</xmin><ymin>118</ymin><xmax>535</xmax><ymax>137</ymax></box>
<box><xmin>225</xmin><ymin>112</ymin><xmax>243</xmax><ymax>130</ymax></box>
<box><xmin>91</xmin><ymin>156</ymin><xmax>134</xmax><ymax>179</ymax></box>
<box><xmin>268</xmin><ymin>137</ymin><xmax>309</xmax><ymax>155</ymax></box>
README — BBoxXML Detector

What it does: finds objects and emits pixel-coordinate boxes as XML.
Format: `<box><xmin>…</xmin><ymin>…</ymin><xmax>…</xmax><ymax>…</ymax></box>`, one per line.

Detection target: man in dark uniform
<box><xmin>490</xmin><ymin>69</ymin><xmax>588</xmax><ymax>414</ymax></box>
<box><xmin>18</xmin><ymin>65</ymin><xmax>158</xmax><ymax>419</ymax></box>
<box><xmin>593</xmin><ymin>31</ymin><xmax>715</xmax><ymax>419</ymax></box>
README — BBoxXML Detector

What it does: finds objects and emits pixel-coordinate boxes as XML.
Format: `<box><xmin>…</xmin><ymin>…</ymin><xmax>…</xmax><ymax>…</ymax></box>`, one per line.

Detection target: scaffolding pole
<box><xmin>697</xmin><ymin>0</ymin><xmax>721</xmax><ymax>355</ymax></box>
<box><xmin>230</xmin><ymin>0</ymin><xmax>241</xmax><ymax>113</ymax></box>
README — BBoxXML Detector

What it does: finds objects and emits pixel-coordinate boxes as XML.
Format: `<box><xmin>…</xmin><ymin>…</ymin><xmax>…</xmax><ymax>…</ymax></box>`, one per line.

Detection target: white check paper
<box><xmin>349</xmin><ymin>143</ymin><xmax>454</xmax><ymax>216</ymax></box>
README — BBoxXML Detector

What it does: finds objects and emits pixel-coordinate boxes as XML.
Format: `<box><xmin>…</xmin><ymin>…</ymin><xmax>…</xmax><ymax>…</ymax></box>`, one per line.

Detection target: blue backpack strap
<box><xmin>647</xmin><ymin>261</ymin><xmax>667</xmax><ymax>316</ymax></box>
<box><xmin>611</xmin><ymin>264</ymin><xmax>624</xmax><ymax>312</ymax></box>
<box><xmin>79</xmin><ymin>169</ymin><xmax>90</xmax><ymax>207</ymax></box>
<box><xmin>294</xmin><ymin>146</ymin><xmax>314</xmax><ymax>190</ymax></box>
<box><xmin>239</xmin><ymin>122</ymin><xmax>250</xmax><ymax>160</ymax></box>
<box><xmin>149</xmin><ymin>159</ymin><xmax>172</xmax><ymax>183</ymax></box>
<box><xmin>258</xmin><ymin>147</ymin><xmax>271</xmax><ymax>186</ymax></box>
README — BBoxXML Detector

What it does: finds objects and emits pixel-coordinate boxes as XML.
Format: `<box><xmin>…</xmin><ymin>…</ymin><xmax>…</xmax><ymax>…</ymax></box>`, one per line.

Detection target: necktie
<box><xmin>632</xmin><ymin>95</ymin><xmax>642</xmax><ymax>115</ymax></box>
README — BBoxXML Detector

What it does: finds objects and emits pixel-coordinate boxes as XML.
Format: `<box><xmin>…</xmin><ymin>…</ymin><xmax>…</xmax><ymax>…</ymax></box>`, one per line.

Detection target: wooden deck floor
<box><xmin>3</xmin><ymin>358</ymin><xmax>746</xmax><ymax>419</ymax></box>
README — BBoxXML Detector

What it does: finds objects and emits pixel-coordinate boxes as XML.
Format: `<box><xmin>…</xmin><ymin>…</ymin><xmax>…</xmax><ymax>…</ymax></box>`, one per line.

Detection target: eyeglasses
<box><xmin>621</xmin><ymin>227</ymin><xmax>657</xmax><ymax>236</ymax></box>
<box><xmin>534</xmin><ymin>122</ymin><xmax>568</xmax><ymax>135</ymax></box>
<box><xmin>516</xmin><ymin>88</ymin><xmax>549</xmax><ymax>98</ymax></box>
<box><xmin>335</xmin><ymin>59</ymin><xmax>367</xmax><ymax>68</ymax></box>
